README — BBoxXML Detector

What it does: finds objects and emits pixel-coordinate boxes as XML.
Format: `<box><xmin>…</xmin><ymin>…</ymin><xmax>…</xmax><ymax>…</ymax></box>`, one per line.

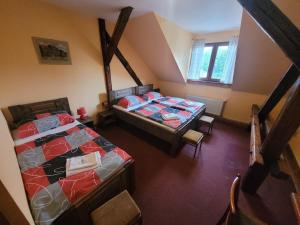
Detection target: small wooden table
<box><xmin>98</xmin><ymin>110</ymin><xmax>116</xmax><ymax>128</ymax></box>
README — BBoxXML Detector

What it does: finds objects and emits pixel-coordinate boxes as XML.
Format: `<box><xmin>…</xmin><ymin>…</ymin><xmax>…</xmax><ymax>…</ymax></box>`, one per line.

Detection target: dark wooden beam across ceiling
<box><xmin>98</xmin><ymin>6</ymin><xmax>144</xmax><ymax>105</ymax></box>
<box><xmin>106</xmin><ymin>6</ymin><xmax>133</xmax><ymax>64</ymax></box>
<box><xmin>105</xmin><ymin>31</ymin><xmax>143</xmax><ymax>86</ymax></box>
<box><xmin>238</xmin><ymin>0</ymin><xmax>300</xmax><ymax>70</ymax></box>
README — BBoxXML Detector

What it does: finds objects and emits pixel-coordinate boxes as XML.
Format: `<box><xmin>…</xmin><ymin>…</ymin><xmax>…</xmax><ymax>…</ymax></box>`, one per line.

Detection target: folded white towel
<box><xmin>66</xmin><ymin>152</ymin><xmax>102</xmax><ymax>176</ymax></box>
<box><xmin>162</xmin><ymin>113</ymin><xmax>178</xmax><ymax>120</ymax></box>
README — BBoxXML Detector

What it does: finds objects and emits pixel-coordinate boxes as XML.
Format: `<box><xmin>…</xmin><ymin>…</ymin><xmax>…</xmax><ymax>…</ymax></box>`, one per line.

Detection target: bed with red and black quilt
<box><xmin>114</xmin><ymin>94</ymin><xmax>205</xmax><ymax>130</ymax></box>
<box><xmin>11</xmin><ymin>111</ymin><xmax>133</xmax><ymax>225</ymax></box>
<box><xmin>134</xmin><ymin>102</ymin><xmax>194</xmax><ymax>129</ymax></box>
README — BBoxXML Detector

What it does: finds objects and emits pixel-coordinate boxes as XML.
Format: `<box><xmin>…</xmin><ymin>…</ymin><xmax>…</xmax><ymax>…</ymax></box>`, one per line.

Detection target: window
<box><xmin>188</xmin><ymin>37</ymin><xmax>238</xmax><ymax>85</ymax></box>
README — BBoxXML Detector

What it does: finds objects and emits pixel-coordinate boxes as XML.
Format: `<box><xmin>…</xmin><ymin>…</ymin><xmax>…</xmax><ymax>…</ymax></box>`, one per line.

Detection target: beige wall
<box><xmin>232</xmin><ymin>12</ymin><xmax>291</xmax><ymax>94</ymax></box>
<box><xmin>159</xmin><ymin>80</ymin><xmax>266</xmax><ymax>123</ymax></box>
<box><xmin>273</xmin><ymin>0</ymin><xmax>300</xmax><ymax>29</ymax></box>
<box><xmin>0</xmin><ymin>0</ymin><xmax>158</xmax><ymax>122</ymax></box>
<box><xmin>0</xmin><ymin>112</ymin><xmax>34</xmax><ymax>224</ymax></box>
<box><xmin>157</xmin><ymin>4</ymin><xmax>300</xmax><ymax>165</ymax></box>
<box><xmin>125</xmin><ymin>13</ymin><xmax>185</xmax><ymax>83</ymax></box>
<box><xmin>1</xmin><ymin>1</ymin><xmax>300</xmax><ymax>222</ymax></box>
<box><xmin>0</xmin><ymin>0</ymin><xmax>159</xmax><ymax>223</ymax></box>
<box><xmin>231</xmin><ymin>0</ymin><xmax>300</xmax><ymax>94</ymax></box>
<box><xmin>155</xmin><ymin>14</ymin><xmax>192</xmax><ymax>80</ymax></box>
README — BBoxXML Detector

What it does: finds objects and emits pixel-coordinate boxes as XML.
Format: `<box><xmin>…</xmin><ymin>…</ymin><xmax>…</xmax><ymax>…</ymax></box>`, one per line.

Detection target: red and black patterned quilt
<box><xmin>15</xmin><ymin>123</ymin><xmax>132</xmax><ymax>225</ymax></box>
<box><xmin>134</xmin><ymin>102</ymin><xmax>193</xmax><ymax>129</ymax></box>
<box><xmin>154</xmin><ymin>97</ymin><xmax>205</xmax><ymax>113</ymax></box>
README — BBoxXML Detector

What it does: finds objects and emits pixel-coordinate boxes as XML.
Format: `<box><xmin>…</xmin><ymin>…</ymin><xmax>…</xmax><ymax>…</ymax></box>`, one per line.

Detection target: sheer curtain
<box><xmin>188</xmin><ymin>39</ymin><xmax>205</xmax><ymax>80</ymax></box>
<box><xmin>220</xmin><ymin>36</ymin><xmax>239</xmax><ymax>84</ymax></box>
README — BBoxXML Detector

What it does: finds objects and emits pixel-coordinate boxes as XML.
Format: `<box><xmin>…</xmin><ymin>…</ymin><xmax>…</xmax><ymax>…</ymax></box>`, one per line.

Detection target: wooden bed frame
<box><xmin>110</xmin><ymin>84</ymin><xmax>206</xmax><ymax>156</ymax></box>
<box><xmin>8</xmin><ymin>97</ymin><xmax>135</xmax><ymax>225</ymax></box>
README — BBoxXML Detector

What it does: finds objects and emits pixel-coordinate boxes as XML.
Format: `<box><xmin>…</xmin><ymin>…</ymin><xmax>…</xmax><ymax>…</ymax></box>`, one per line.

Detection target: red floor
<box><xmin>98</xmin><ymin>121</ymin><xmax>297</xmax><ymax>225</ymax></box>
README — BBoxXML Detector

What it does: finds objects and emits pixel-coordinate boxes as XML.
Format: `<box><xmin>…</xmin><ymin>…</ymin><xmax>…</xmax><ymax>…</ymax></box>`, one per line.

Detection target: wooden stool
<box><xmin>183</xmin><ymin>129</ymin><xmax>204</xmax><ymax>158</ymax></box>
<box><xmin>91</xmin><ymin>190</ymin><xmax>142</xmax><ymax>225</ymax></box>
<box><xmin>199</xmin><ymin>115</ymin><xmax>215</xmax><ymax>135</ymax></box>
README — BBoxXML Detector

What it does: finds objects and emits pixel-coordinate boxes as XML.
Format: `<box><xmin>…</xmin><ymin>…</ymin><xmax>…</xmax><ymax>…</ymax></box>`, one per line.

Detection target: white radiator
<box><xmin>187</xmin><ymin>95</ymin><xmax>226</xmax><ymax>116</ymax></box>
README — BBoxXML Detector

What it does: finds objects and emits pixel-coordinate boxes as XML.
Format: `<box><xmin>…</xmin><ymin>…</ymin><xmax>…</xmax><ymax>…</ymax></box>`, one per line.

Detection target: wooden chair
<box><xmin>91</xmin><ymin>190</ymin><xmax>142</xmax><ymax>225</ymax></box>
<box><xmin>216</xmin><ymin>175</ymin><xmax>267</xmax><ymax>225</ymax></box>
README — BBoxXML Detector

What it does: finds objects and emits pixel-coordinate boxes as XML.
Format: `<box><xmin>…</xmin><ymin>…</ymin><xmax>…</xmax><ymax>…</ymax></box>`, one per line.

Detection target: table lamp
<box><xmin>77</xmin><ymin>107</ymin><xmax>87</xmax><ymax>120</ymax></box>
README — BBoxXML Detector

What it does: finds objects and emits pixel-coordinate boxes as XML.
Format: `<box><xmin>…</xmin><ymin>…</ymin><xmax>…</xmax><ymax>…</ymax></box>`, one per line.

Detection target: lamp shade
<box><xmin>77</xmin><ymin>107</ymin><xmax>87</xmax><ymax>119</ymax></box>
<box><xmin>77</xmin><ymin>107</ymin><xmax>86</xmax><ymax>115</ymax></box>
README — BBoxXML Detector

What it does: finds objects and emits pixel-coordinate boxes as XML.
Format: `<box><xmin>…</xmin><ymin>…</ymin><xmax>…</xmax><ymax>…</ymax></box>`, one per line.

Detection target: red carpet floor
<box><xmin>98</xmin><ymin>121</ymin><xmax>296</xmax><ymax>225</ymax></box>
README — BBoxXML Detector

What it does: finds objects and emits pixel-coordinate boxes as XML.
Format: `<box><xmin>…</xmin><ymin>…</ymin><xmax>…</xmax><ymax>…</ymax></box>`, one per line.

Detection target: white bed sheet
<box><xmin>14</xmin><ymin>120</ymin><xmax>81</xmax><ymax>146</ymax></box>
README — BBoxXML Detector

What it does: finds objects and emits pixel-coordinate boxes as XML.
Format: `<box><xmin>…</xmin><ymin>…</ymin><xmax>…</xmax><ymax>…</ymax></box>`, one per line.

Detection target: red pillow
<box><xmin>143</xmin><ymin>91</ymin><xmax>162</xmax><ymax>101</ymax></box>
<box><xmin>117</xmin><ymin>95</ymin><xmax>145</xmax><ymax>108</ymax></box>
<box><xmin>35</xmin><ymin>113</ymin><xmax>51</xmax><ymax>119</ymax></box>
<box><xmin>15</xmin><ymin>113</ymin><xmax>74</xmax><ymax>139</ymax></box>
<box><xmin>57</xmin><ymin>113</ymin><xmax>75</xmax><ymax>125</ymax></box>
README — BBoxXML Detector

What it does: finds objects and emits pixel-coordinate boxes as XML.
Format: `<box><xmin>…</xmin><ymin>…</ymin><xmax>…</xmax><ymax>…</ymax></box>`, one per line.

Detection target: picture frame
<box><xmin>32</xmin><ymin>37</ymin><xmax>72</xmax><ymax>65</ymax></box>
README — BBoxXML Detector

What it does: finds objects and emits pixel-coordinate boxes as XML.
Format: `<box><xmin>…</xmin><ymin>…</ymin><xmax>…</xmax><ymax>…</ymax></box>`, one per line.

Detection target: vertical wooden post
<box><xmin>98</xmin><ymin>19</ymin><xmax>112</xmax><ymax>104</ymax></box>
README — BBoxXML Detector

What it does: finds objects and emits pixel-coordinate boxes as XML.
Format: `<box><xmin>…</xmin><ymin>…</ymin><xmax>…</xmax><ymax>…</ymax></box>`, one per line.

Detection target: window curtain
<box><xmin>220</xmin><ymin>36</ymin><xmax>239</xmax><ymax>84</ymax></box>
<box><xmin>188</xmin><ymin>39</ymin><xmax>205</xmax><ymax>79</ymax></box>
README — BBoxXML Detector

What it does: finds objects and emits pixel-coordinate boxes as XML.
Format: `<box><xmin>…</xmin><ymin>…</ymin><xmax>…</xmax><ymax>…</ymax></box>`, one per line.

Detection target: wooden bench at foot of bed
<box><xmin>53</xmin><ymin>160</ymin><xmax>135</xmax><ymax>225</ymax></box>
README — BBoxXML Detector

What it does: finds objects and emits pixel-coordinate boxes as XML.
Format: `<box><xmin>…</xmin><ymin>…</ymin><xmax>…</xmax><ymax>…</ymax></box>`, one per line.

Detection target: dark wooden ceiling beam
<box><xmin>98</xmin><ymin>18</ymin><xmax>112</xmax><ymax>104</ymax></box>
<box><xmin>105</xmin><ymin>31</ymin><xmax>143</xmax><ymax>86</ymax></box>
<box><xmin>106</xmin><ymin>6</ymin><xmax>133</xmax><ymax>64</ymax></box>
<box><xmin>238</xmin><ymin>0</ymin><xmax>300</xmax><ymax>70</ymax></box>
<box><xmin>261</xmin><ymin>76</ymin><xmax>300</xmax><ymax>164</ymax></box>
<box><xmin>238</xmin><ymin>0</ymin><xmax>300</xmax><ymax>194</ymax></box>
<box><xmin>98</xmin><ymin>7</ymin><xmax>144</xmax><ymax>105</ymax></box>
<box><xmin>258</xmin><ymin>64</ymin><xmax>300</xmax><ymax>122</ymax></box>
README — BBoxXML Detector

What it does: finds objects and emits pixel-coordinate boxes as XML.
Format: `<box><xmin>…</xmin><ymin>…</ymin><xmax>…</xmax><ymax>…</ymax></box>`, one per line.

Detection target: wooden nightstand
<box><xmin>98</xmin><ymin>110</ymin><xmax>116</xmax><ymax>128</ymax></box>
<box><xmin>153</xmin><ymin>88</ymin><xmax>160</xmax><ymax>93</ymax></box>
<box><xmin>77</xmin><ymin>116</ymin><xmax>95</xmax><ymax>130</ymax></box>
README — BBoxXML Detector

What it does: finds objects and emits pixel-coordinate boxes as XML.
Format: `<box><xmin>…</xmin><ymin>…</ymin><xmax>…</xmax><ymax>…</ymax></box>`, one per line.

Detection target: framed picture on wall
<box><xmin>32</xmin><ymin>37</ymin><xmax>72</xmax><ymax>65</ymax></box>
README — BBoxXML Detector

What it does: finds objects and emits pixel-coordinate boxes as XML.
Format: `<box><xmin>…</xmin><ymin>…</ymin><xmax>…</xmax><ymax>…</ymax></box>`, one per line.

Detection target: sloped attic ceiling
<box><xmin>125</xmin><ymin>13</ymin><xmax>186</xmax><ymax>83</ymax></box>
<box><xmin>40</xmin><ymin>0</ymin><xmax>242</xmax><ymax>33</ymax></box>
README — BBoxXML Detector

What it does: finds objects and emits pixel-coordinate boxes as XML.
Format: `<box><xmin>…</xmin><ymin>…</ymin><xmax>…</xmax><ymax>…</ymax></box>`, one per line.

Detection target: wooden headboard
<box><xmin>8</xmin><ymin>97</ymin><xmax>71</xmax><ymax>124</ymax></box>
<box><xmin>135</xmin><ymin>84</ymin><xmax>153</xmax><ymax>95</ymax></box>
<box><xmin>109</xmin><ymin>87</ymin><xmax>136</xmax><ymax>104</ymax></box>
<box><xmin>109</xmin><ymin>84</ymin><xmax>154</xmax><ymax>104</ymax></box>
